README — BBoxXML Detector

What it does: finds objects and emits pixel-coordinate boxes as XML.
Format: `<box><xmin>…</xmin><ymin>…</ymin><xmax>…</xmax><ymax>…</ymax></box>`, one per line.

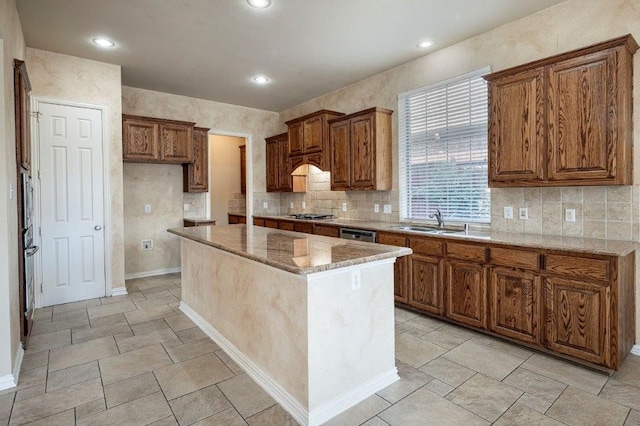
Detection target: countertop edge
<box><xmin>252</xmin><ymin>215</ymin><xmax>639</xmax><ymax>257</ymax></box>
<box><xmin>168</xmin><ymin>227</ymin><xmax>412</xmax><ymax>275</ymax></box>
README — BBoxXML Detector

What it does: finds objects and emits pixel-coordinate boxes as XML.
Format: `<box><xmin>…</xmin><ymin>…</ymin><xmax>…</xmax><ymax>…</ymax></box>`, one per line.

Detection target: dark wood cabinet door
<box><xmin>410</xmin><ymin>255</ymin><xmax>443</xmax><ymax>315</ymax></box>
<box><xmin>288</xmin><ymin>122</ymin><xmax>304</xmax><ymax>156</ymax></box>
<box><xmin>489</xmin><ymin>267</ymin><xmax>541</xmax><ymax>344</ymax></box>
<box><xmin>123</xmin><ymin>117</ymin><xmax>159</xmax><ymax>161</ymax></box>
<box><xmin>378</xmin><ymin>232</ymin><xmax>409</xmax><ymax>304</ymax></box>
<box><xmin>303</xmin><ymin>115</ymin><xmax>323</xmax><ymax>153</ymax></box>
<box><xmin>228</xmin><ymin>214</ymin><xmax>239</xmax><ymax>224</ymax></box>
<box><xmin>159</xmin><ymin>122</ymin><xmax>192</xmax><ymax>163</ymax></box>
<box><xmin>350</xmin><ymin>113</ymin><xmax>376</xmax><ymax>189</ymax></box>
<box><xmin>14</xmin><ymin>60</ymin><xmax>31</xmax><ymax>172</ymax></box>
<box><xmin>277</xmin><ymin>135</ymin><xmax>293</xmax><ymax>191</ymax></box>
<box><xmin>265</xmin><ymin>139</ymin><xmax>279</xmax><ymax>192</ymax></box>
<box><xmin>330</xmin><ymin>120</ymin><xmax>351</xmax><ymax>190</ymax></box>
<box><xmin>239</xmin><ymin>145</ymin><xmax>246</xmax><ymax>194</ymax></box>
<box><xmin>548</xmin><ymin>50</ymin><xmax>616</xmax><ymax>182</ymax></box>
<box><xmin>544</xmin><ymin>276</ymin><xmax>609</xmax><ymax>365</ymax></box>
<box><xmin>488</xmin><ymin>68</ymin><xmax>545</xmax><ymax>185</ymax></box>
<box><xmin>313</xmin><ymin>224</ymin><xmax>340</xmax><ymax>238</ymax></box>
<box><xmin>445</xmin><ymin>260</ymin><xmax>487</xmax><ymax>328</ymax></box>
<box><xmin>183</xmin><ymin>127</ymin><xmax>209</xmax><ymax>192</ymax></box>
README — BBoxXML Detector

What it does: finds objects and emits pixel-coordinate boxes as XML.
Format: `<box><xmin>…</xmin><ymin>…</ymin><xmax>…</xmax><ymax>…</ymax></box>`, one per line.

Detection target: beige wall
<box><xmin>0</xmin><ymin>0</ymin><xmax>26</xmax><ymax>381</ymax></box>
<box><xmin>121</xmin><ymin>86</ymin><xmax>280</xmax><ymax>276</ymax></box>
<box><xmin>25</xmin><ymin>48</ymin><xmax>126</xmax><ymax>294</ymax></box>
<box><xmin>278</xmin><ymin>0</ymin><xmax>640</xmax><ymax>342</ymax></box>
<box><xmin>209</xmin><ymin>134</ymin><xmax>245</xmax><ymax>226</ymax></box>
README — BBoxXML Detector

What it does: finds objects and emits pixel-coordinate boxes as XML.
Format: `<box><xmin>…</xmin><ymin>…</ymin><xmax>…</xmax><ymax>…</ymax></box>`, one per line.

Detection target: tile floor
<box><xmin>1</xmin><ymin>273</ymin><xmax>640</xmax><ymax>425</ymax></box>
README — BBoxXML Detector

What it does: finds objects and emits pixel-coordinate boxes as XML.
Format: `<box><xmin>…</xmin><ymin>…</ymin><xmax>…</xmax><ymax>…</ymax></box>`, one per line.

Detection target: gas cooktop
<box><xmin>288</xmin><ymin>214</ymin><xmax>335</xmax><ymax>220</ymax></box>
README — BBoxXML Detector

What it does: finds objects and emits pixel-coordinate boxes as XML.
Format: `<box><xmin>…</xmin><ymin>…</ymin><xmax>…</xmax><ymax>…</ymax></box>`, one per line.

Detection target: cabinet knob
<box><xmin>95</xmin><ymin>225</ymin><xmax>102</xmax><ymax>231</ymax></box>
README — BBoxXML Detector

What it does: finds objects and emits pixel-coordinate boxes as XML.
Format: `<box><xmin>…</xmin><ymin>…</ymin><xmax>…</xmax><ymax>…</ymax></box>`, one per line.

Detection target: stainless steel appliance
<box><xmin>339</xmin><ymin>228</ymin><xmax>377</xmax><ymax>243</ymax></box>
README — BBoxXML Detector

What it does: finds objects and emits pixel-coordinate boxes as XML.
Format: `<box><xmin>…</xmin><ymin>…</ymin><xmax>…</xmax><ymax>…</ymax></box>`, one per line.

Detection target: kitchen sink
<box><xmin>390</xmin><ymin>225</ymin><xmax>465</xmax><ymax>235</ymax></box>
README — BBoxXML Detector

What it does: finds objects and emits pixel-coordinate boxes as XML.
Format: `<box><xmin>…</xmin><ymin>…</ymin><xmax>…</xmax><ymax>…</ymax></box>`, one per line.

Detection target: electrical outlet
<box><xmin>374</xmin><ymin>204</ymin><xmax>380</xmax><ymax>213</ymax></box>
<box><xmin>565</xmin><ymin>208</ymin><xmax>576</xmax><ymax>222</ymax></box>
<box><xmin>383</xmin><ymin>204</ymin><xmax>392</xmax><ymax>214</ymax></box>
<box><xmin>350</xmin><ymin>270</ymin><xmax>361</xmax><ymax>290</ymax></box>
<box><xmin>263</xmin><ymin>201</ymin><xmax>268</xmax><ymax>209</ymax></box>
<box><xmin>145</xmin><ymin>204</ymin><xmax>152</xmax><ymax>213</ymax></box>
<box><xmin>141</xmin><ymin>239</ymin><xmax>153</xmax><ymax>250</ymax></box>
<box><xmin>504</xmin><ymin>206</ymin><xmax>514</xmax><ymax>219</ymax></box>
<box><xmin>289</xmin><ymin>202</ymin><xmax>294</xmax><ymax>209</ymax></box>
<box><xmin>342</xmin><ymin>202</ymin><xmax>347</xmax><ymax>212</ymax></box>
<box><xmin>302</xmin><ymin>201</ymin><xmax>306</xmax><ymax>210</ymax></box>
<box><xmin>183</xmin><ymin>203</ymin><xmax>189</xmax><ymax>212</ymax></box>
<box><xmin>519</xmin><ymin>207</ymin><xmax>528</xmax><ymax>220</ymax></box>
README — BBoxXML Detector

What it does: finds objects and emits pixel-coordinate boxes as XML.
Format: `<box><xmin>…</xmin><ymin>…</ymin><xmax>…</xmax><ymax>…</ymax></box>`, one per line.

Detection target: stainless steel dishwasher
<box><xmin>339</xmin><ymin>227</ymin><xmax>377</xmax><ymax>243</ymax></box>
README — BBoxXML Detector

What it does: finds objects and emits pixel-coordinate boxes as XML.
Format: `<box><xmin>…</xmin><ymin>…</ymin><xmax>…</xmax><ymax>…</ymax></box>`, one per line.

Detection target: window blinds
<box><xmin>398</xmin><ymin>68</ymin><xmax>490</xmax><ymax>223</ymax></box>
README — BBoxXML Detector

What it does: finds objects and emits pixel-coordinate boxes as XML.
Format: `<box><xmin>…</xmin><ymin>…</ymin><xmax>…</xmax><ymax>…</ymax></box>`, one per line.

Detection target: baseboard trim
<box><xmin>0</xmin><ymin>345</ymin><xmax>24</xmax><ymax>391</ymax></box>
<box><xmin>180</xmin><ymin>302</ymin><xmax>399</xmax><ymax>426</ymax></box>
<box><xmin>124</xmin><ymin>267</ymin><xmax>181</xmax><ymax>280</ymax></box>
<box><xmin>111</xmin><ymin>287</ymin><xmax>128</xmax><ymax>296</ymax></box>
<box><xmin>632</xmin><ymin>345</ymin><xmax>640</xmax><ymax>356</ymax></box>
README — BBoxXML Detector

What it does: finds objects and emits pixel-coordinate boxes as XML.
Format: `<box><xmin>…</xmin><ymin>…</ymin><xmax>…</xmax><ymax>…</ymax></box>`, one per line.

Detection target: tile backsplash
<box><xmin>491</xmin><ymin>186</ymin><xmax>639</xmax><ymax>241</ymax></box>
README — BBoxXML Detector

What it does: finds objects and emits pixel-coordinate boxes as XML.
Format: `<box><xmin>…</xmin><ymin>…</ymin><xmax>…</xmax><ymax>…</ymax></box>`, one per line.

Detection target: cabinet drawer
<box><xmin>264</xmin><ymin>219</ymin><xmax>279</xmax><ymax>229</ymax></box>
<box><xmin>294</xmin><ymin>222</ymin><xmax>314</xmax><ymax>234</ymax></box>
<box><xmin>446</xmin><ymin>242</ymin><xmax>486</xmax><ymax>262</ymax></box>
<box><xmin>544</xmin><ymin>254</ymin><xmax>610</xmax><ymax>282</ymax></box>
<box><xmin>409</xmin><ymin>238</ymin><xmax>443</xmax><ymax>256</ymax></box>
<box><xmin>314</xmin><ymin>224</ymin><xmax>340</xmax><ymax>238</ymax></box>
<box><xmin>490</xmin><ymin>247</ymin><xmax>539</xmax><ymax>270</ymax></box>
<box><xmin>377</xmin><ymin>232</ymin><xmax>407</xmax><ymax>247</ymax></box>
<box><xmin>253</xmin><ymin>218</ymin><xmax>265</xmax><ymax>227</ymax></box>
<box><xmin>279</xmin><ymin>221</ymin><xmax>295</xmax><ymax>231</ymax></box>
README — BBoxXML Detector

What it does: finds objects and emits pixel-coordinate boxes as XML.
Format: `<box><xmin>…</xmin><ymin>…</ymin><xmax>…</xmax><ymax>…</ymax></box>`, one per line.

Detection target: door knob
<box><xmin>95</xmin><ymin>225</ymin><xmax>102</xmax><ymax>231</ymax></box>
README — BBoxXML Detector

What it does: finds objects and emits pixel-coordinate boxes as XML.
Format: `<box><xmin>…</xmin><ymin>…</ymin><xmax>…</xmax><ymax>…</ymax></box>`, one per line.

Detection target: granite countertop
<box><xmin>168</xmin><ymin>225</ymin><xmax>412</xmax><ymax>275</ymax></box>
<box><xmin>253</xmin><ymin>215</ymin><xmax>639</xmax><ymax>256</ymax></box>
<box><xmin>183</xmin><ymin>217</ymin><xmax>216</xmax><ymax>223</ymax></box>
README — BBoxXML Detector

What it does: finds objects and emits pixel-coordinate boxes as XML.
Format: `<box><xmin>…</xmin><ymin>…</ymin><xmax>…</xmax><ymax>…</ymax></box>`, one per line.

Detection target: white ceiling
<box><xmin>16</xmin><ymin>0</ymin><xmax>565</xmax><ymax>112</ymax></box>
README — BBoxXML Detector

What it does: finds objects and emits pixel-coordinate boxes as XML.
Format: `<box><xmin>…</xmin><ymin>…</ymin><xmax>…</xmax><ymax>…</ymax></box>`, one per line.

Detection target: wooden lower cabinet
<box><xmin>543</xmin><ymin>276</ymin><xmax>609</xmax><ymax>365</ymax></box>
<box><xmin>444</xmin><ymin>260</ymin><xmax>487</xmax><ymax>329</ymax></box>
<box><xmin>409</xmin><ymin>255</ymin><xmax>443</xmax><ymax>315</ymax></box>
<box><xmin>489</xmin><ymin>267</ymin><xmax>541</xmax><ymax>344</ymax></box>
<box><xmin>228</xmin><ymin>214</ymin><xmax>246</xmax><ymax>224</ymax></box>
<box><xmin>313</xmin><ymin>223</ymin><xmax>340</xmax><ymax>238</ymax></box>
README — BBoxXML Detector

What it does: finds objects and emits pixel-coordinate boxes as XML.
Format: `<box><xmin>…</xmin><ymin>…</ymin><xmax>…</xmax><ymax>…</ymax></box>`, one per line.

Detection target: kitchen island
<box><xmin>168</xmin><ymin>224</ymin><xmax>412</xmax><ymax>426</ymax></box>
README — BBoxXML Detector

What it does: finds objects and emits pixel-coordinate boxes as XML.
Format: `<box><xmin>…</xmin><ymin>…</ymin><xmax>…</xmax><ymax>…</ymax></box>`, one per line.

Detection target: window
<box><xmin>398</xmin><ymin>68</ymin><xmax>490</xmax><ymax>223</ymax></box>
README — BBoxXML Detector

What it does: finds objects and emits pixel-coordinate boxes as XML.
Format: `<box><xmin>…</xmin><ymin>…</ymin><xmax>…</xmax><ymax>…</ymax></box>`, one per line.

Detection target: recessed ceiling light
<box><xmin>416</xmin><ymin>40</ymin><xmax>434</xmax><ymax>49</ymax></box>
<box><xmin>253</xmin><ymin>75</ymin><xmax>270</xmax><ymax>84</ymax></box>
<box><xmin>92</xmin><ymin>37</ymin><xmax>115</xmax><ymax>48</ymax></box>
<box><xmin>247</xmin><ymin>0</ymin><xmax>271</xmax><ymax>8</ymax></box>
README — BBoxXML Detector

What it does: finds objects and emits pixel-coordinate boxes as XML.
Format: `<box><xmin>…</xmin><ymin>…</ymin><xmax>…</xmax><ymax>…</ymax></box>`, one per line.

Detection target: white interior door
<box><xmin>39</xmin><ymin>102</ymin><xmax>106</xmax><ymax>306</ymax></box>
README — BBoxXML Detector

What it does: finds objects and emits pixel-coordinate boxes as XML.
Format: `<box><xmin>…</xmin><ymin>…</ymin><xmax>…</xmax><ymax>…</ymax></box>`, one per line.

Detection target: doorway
<box><xmin>207</xmin><ymin>134</ymin><xmax>247</xmax><ymax>225</ymax></box>
<box><xmin>34</xmin><ymin>100</ymin><xmax>108</xmax><ymax>306</ymax></box>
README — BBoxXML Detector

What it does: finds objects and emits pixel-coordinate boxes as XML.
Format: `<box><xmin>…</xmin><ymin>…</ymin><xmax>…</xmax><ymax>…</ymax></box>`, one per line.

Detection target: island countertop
<box><xmin>168</xmin><ymin>224</ymin><xmax>412</xmax><ymax>275</ymax></box>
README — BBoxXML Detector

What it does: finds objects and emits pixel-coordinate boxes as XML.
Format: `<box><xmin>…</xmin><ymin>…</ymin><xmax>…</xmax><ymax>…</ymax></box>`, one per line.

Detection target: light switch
<box><xmin>289</xmin><ymin>202</ymin><xmax>294</xmax><ymax>209</ymax></box>
<box><xmin>263</xmin><ymin>201</ymin><xmax>268</xmax><ymax>209</ymax></box>
<box><xmin>504</xmin><ymin>206</ymin><xmax>513</xmax><ymax>219</ymax></box>
<box><xmin>302</xmin><ymin>201</ymin><xmax>306</xmax><ymax>210</ymax></box>
<box><xmin>342</xmin><ymin>203</ymin><xmax>347</xmax><ymax>212</ymax></box>
<box><xmin>565</xmin><ymin>208</ymin><xmax>576</xmax><ymax>222</ymax></box>
<box><xmin>383</xmin><ymin>204</ymin><xmax>392</xmax><ymax>214</ymax></box>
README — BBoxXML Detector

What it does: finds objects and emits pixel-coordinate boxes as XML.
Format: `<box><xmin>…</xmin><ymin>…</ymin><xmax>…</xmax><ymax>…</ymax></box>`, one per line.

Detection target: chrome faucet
<box><xmin>429</xmin><ymin>209</ymin><xmax>444</xmax><ymax>228</ymax></box>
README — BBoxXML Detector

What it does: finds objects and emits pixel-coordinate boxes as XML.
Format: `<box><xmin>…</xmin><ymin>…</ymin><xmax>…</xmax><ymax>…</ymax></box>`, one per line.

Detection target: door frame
<box><xmin>30</xmin><ymin>97</ymin><xmax>112</xmax><ymax>308</ymax></box>
<box><xmin>204</xmin><ymin>129</ymin><xmax>253</xmax><ymax>221</ymax></box>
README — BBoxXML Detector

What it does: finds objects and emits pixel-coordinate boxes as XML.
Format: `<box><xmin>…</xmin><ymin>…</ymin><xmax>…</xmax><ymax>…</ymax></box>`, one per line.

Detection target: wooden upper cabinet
<box><xmin>488</xmin><ymin>68</ymin><xmax>545</xmax><ymax>185</ymax></box>
<box><xmin>123</xmin><ymin>116</ymin><xmax>159</xmax><ymax>161</ymax></box>
<box><xmin>328</xmin><ymin>107</ymin><xmax>393</xmax><ymax>191</ymax></box>
<box><xmin>123</xmin><ymin>114</ymin><xmax>196</xmax><ymax>164</ymax></box>
<box><xmin>329</xmin><ymin>120</ymin><xmax>351</xmax><ymax>190</ymax></box>
<box><xmin>547</xmin><ymin>49</ymin><xmax>625</xmax><ymax>182</ymax></box>
<box><xmin>485</xmin><ymin>34</ymin><xmax>638</xmax><ymax>187</ymax></box>
<box><xmin>14</xmin><ymin>60</ymin><xmax>31</xmax><ymax>172</ymax></box>
<box><xmin>239</xmin><ymin>145</ymin><xmax>246</xmax><ymax>194</ymax></box>
<box><xmin>159</xmin><ymin>122</ymin><xmax>193</xmax><ymax>163</ymax></box>
<box><xmin>265</xmin><ymin>133</ymin><xmax>292</xmax><ymax>193</ymax></box>
<box><xmin>285</xmin><ymin>110</ymin><xmax>344</xmax><ymax>171</ymax></box>
<box><xmin>183</xmin><ymin>127</ymin><xmax>209</xmax><ymax>193</ymax></box>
